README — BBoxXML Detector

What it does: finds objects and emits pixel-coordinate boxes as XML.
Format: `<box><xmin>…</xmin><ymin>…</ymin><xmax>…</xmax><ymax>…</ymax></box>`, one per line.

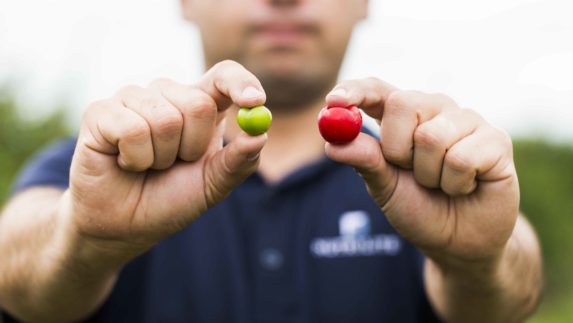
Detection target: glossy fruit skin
<box><xmin>237</xmin><ymin>105</ymin><xmax>272</xmax><ymax>136</ymax></box>
<box><xmin>318</xmin><ymin>106</ymin><xmax>362</xmax><ymax>144</ymax></box>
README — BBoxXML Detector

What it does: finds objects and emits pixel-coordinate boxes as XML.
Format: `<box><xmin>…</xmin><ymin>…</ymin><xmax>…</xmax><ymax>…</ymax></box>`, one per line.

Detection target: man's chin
<box><xmin>254</xmin><ymin>71</ymin><xmax>333</xmax><ymax>113</ymax></box>
<box><xmin>246</xmin><ymin>54</ymin><xmax>310</xmax><ymax>78</ymax></box>
<box><xmin>238</xmin><ymin>52</ymin><xmax>337</xmax><ymax>112</ymax></box>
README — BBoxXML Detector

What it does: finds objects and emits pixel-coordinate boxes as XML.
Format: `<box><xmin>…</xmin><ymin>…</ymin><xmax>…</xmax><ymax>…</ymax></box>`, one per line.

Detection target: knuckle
<box><xmin>386</xmin><ymin>90</ymin><xmax>408</xmax><ymax>109</ymax></box>
<box><xmin>365</xmin><ymin>76</ymin><xmax>381</xmax><ymax>83</ymax></box>
<box><xmin>460</xmin><ymin>108</ymin><xmax>484</xmax><ymax>123</ymax></box>
<box><xmin>493</xmin><ymin>126</ymin><xmax>513</xmax><ymax>149</ymax></box>
<box><xmin>444</xmin><ymin>149</ymin><xmax>474</xmax><ymax>173</ymax></box>
<box><xmin>138</xmin><ymin>95</ymin><xmax>163</xmax><ymax>111</ymax></box>
<box><xmin>122</xmin><ymin>121</ymin><xmax>150</xmax><ymax>144</ymax></box>
<box><xmin>364</xmin><ymin>76</ymin><xmax>382</xmax><ymax>88</ymax></box>
<box><xmin>382</xmin><ymin>145</ymin><xmax>412</xmax><ymax>166</ymax></box>
<box><xmin>189</xmin><ymin>101</ymin><xmax>217</xmax><ymax>120</ymax></box>
<box><xmin>214</xmin><ymin>59</ymin><xmax>241</xmax><ymax>72</ymax></box>
<box><xmin>414</xmin><ymin>122</ymin><xmax>447</xmax><ymax>148</ymax></box>
<box><xmin>185</xmin><ymin>90</ymin><xmax>217</xmax><ymax>119</ymax></box>
<box><xmin>386</xmin><ymin>90</ymin><xmax>418</xmax><ymax>112</ymax></box>
<box><xmin>364</xmin><ymin>77</ymin><xmax>385</xmax><ymax>93</ymax></box>
<box><xmin>154</xmin><ymin>111</ymin><xmax>183</xmax><ymax>136</ymax></box>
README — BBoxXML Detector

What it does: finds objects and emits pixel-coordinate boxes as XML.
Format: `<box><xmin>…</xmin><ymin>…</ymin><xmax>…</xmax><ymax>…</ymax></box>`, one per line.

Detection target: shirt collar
<box><xmin>246</xmin><ymin>126</ymin><xmax>377</xmax><ymax>192</ymax></box>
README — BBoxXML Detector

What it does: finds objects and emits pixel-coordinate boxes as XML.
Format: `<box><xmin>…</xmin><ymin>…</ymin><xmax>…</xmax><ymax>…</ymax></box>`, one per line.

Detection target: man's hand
<box><xmin>324</xmin><ymin>78</ymin><xmax>541</xmax><ymax>322</ymax></box>
<box><xmin>325</xmin><ymin>79</ymin><xmax>518</xmax><ymax>262</ymax></box>
<box><xmin>68</xmin><ymin>60</ymin><xmax>267</xmax><ymax>255</ymax></box>
<box><xmin>0</xmin><ymin>60</ymin><xmax>271</xmax><ymax>323</ymax></box>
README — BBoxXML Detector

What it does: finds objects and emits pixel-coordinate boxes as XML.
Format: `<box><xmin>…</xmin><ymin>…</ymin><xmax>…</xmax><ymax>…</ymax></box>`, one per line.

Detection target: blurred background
<box><xmin>1</xmin><ymin>0</ymin><xmax>572</xmax><ymax>321</ymax></box>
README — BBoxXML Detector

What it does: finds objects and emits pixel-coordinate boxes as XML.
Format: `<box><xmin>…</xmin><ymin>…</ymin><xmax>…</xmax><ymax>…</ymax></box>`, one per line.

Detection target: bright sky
<box><xmin>1</xmin><ymin>0</ymin><xmax>572</xmax><ymax>141</ymax></box>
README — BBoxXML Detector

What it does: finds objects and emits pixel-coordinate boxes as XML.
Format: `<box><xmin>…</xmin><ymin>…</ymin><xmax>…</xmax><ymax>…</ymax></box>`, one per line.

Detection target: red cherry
<box><xmin>318</xmin><ymin>106</ymin><xmax>362</xmax><ymax>144</ymax></box>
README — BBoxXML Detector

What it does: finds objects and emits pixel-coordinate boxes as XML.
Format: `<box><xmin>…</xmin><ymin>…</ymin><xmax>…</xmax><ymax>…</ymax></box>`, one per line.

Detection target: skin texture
<box><xmin>0</xmin><ymin>62</ymin><xmax>270</xmax><ymax>322</ymax></box>
<box><xmin>324</xmin><ymin>84</ymin><xmax>542</xmax><ymax>322</ymax></box>
<box><xmin>0</xmin><ymin>0</ymin><xmax>541</xmax><ymax>322</ymax></box>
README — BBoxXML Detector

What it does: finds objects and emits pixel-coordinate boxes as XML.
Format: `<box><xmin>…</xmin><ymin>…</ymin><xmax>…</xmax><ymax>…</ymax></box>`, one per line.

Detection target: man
<box><xmin>0</xmin><ymin>0</ymin><xmax>542</xmax><ymax>322</ymax></box>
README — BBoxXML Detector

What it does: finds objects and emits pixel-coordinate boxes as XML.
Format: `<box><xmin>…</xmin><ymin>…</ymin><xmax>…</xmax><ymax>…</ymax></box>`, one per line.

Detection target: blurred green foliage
<box><xmin>0</xmin><ymin>88</ymin><xmax>572</xmax><ymax>321</ymax></box>
<box><xmin>515</xmin><ymin>140</ymin><xmax>573</xmax><ymax>322</ymax></box>
<box><xmin>0</xmin><ymin>87</ymin><xmax>70</xmax><ymax>203</ymax></box>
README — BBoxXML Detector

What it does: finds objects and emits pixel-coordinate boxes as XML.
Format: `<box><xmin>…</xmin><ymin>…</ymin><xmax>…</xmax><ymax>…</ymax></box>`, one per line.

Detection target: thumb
<box><xmin>204</xmin><ymin>132</ymin><xmax>267</xmax><ymax>205</ymax></box>
<box><xmin>325</xmin><ymin>132</ymin><xmax>398</xmax><ymax>207</ymax></box>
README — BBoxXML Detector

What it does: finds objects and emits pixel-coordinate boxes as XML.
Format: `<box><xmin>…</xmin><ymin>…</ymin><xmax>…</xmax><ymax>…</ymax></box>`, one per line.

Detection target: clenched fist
<box><xmin>66</xmin><ymin>60</ymin><xmax>267</xmax><ymax>252</ymax></box>
<box><xmin>325</xmin><ymin>78</ymin><xmax>519</xmax><ymax>267</ymax></box>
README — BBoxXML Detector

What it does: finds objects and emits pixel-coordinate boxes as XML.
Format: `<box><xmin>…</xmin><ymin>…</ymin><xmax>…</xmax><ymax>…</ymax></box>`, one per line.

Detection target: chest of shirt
<box><xmin>92</xmin><ymin>165</ymin><xmax>429</xmax><ymax>323</ymax></box>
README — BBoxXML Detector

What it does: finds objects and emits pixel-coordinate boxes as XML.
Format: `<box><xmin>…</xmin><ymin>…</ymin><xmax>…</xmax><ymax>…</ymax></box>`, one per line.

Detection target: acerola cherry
<box><xmin>237</xmin><ymin>105</ymin><xmax>272</xmax><ymax>136</ymax></box>
<box><xmin>318</xmin><ymin>106</ymin><xmax>362</xmax><ymax>144</ymax></box>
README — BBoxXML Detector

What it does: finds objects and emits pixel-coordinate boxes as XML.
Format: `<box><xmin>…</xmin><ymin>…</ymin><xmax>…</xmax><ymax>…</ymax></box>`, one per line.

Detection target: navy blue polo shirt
<box><xmin>3</xmin><ymin>137</ymin><xmax>441</xmax><ymax>323</ymax></box>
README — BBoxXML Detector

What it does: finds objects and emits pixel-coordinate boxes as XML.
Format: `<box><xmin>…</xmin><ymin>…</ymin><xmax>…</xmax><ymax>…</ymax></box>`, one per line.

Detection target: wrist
<box><xmin>424</xmin><ymin>240</ymin><xmax>514</xmax><ymax>295</ymax></box>
<box><xmin>51</xmin><ymin>191</ymin><xmax>151</xmax><ymax>277</ymax></box>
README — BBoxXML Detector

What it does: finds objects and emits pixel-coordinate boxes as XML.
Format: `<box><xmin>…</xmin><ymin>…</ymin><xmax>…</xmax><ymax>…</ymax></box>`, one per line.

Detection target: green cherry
<box><xmin>237</xmin><ymin>105</ymin><xmax>272</xmax><ymax>136</ymax></box>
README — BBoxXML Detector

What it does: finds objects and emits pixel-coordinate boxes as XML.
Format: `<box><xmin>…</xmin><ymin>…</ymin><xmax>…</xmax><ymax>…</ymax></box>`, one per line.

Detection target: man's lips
<box><xmin>249</xmin><ymin>22</ymin><xmax>317</xmax><ymax>46</ymax></box>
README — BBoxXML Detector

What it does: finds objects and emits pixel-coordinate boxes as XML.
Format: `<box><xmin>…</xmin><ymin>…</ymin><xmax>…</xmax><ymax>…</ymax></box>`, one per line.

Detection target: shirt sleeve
<box><xmin>0</xmin><ymin>139</ymin><xmax>76</xmax><ymax>320</ymax></box>
<box><xmin>10</xmin><ymin>138</ymin><xmax>77</xmax><ymax>195</ymax></box>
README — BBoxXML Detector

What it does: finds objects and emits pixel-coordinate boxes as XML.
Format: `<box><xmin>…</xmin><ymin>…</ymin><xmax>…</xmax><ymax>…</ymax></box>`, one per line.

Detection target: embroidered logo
<box><xmin>310</xmin><ymin>210</ymin><xmax>401</xmax><ymax>258</ymax></box>
<box><xmin>339</xmin><ymin>210</ymin><xmax>371</xmax><ymax>239</ymax></box>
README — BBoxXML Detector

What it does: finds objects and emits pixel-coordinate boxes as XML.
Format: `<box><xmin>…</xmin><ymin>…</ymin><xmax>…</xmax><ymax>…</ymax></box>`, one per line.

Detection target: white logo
<box><xmin>310</xmin><ymin>210</ymin><xmax>401</xmax><ymax>258</ymax></box>
<box><xmin>339</xmin><ymin>210</ymin><xmax>371</xmax><ymax>239</ymax></box>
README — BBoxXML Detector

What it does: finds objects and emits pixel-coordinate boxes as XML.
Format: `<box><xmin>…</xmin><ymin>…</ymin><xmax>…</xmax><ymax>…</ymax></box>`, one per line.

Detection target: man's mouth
<box><xmin>249</xmin><ymin>21</ymin><xmax>318</xmax><ymax>48</ymax></box>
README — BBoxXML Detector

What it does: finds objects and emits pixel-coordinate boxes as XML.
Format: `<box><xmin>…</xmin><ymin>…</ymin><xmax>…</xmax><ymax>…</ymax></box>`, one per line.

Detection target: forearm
<box><xmin>0</xmin><ymin>188</ymin><xmax>125</xmax><ymax>322</ymax></box>
<box><xmin>425</xmin><ymin>215</ymin><xmax>543</xmax><ymax>323</ymax></box>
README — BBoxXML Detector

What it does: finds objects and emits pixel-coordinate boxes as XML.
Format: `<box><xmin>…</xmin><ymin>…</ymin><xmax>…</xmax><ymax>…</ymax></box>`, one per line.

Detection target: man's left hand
<box><xmin>324</xmin><ymin>78</ymin><xmax>519</xmax><ymax>267</ymax></box>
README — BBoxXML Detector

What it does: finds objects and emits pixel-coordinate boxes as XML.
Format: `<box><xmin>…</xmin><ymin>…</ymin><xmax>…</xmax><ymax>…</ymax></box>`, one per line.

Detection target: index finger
<box><xmin>198</xmin><ymin>60</ymin><xmax>266</xmax><ymax>111</ymax></box>
<box><xmin>325</xmin><ymin>77</ymin><xmax>398</xmax><ymax>120</ymax></box>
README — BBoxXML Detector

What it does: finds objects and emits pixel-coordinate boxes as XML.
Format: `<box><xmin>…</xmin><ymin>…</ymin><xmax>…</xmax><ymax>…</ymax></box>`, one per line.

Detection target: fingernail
<box><xmin>328</xmin><ymin>88</ymin><xmax>347</xmax><ymax>98</ymax></box>
<box><xmin>242</xmin><ymin>86</ymin><xmax>263</xmax><ymax>99</ymax></box>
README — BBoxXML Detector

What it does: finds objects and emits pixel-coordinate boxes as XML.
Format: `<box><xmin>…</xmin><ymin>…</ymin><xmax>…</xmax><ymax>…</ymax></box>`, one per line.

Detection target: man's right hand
<box><xmin>0</xmin><ymin>61</ymin><xmax>267</xmax><ymax>322</ymax></box>
<box><xmin>65</xmin><ymin>60</ymin><xmax>267</xmax><ymax>258</ymax></box>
